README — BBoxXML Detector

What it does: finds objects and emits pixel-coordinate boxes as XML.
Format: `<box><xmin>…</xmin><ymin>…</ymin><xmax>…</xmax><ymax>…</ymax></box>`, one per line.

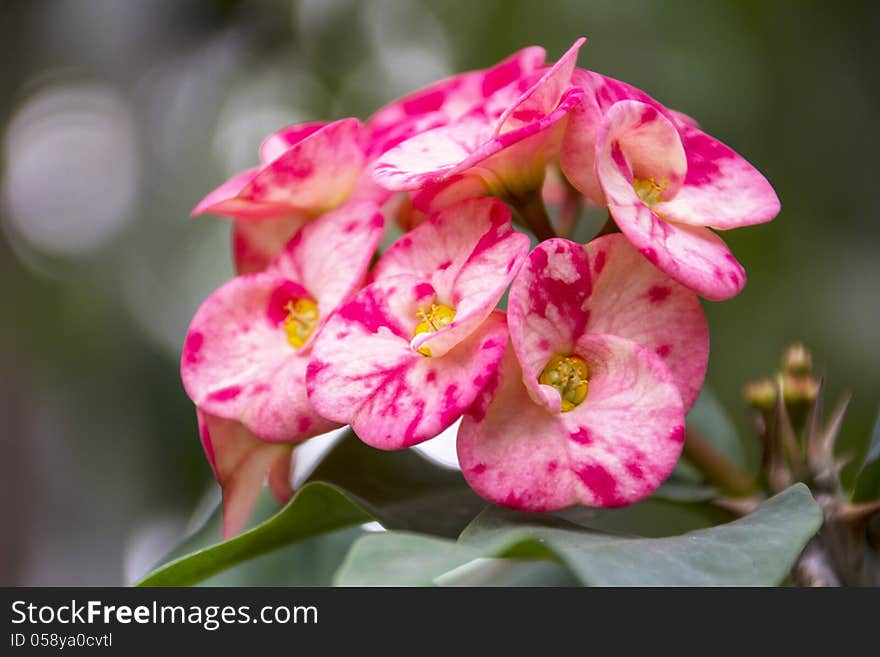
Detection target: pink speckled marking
<box><xmin>183</xmin><ymin>331</ymin><xmax>204</xmax><ymax>365</ymax></box>
<box><xmin>576</xmin><ymin>464</ymin><xmax>622</xmax><ymax>506</ymax></box>
<box><xmin>647</xmin><ymin>285</ymin><xmax>671</xmax><ymax>303</ymax></box>
<box><xmin>569</xmin><ymin>428</ymin><xmax>592</xmax><ymax>444</ymax></box>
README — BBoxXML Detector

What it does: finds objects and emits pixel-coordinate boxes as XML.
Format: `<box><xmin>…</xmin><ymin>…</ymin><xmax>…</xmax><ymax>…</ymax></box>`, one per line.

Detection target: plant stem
<box><xmin>683</xmin><ymin>427</ymin><xmax>757</xmax><ymax>497</ymax></box>
<box><xmin>511</xmin><ymin>189</ymin><xmax>556</xmax><ymax>241</ymax></box>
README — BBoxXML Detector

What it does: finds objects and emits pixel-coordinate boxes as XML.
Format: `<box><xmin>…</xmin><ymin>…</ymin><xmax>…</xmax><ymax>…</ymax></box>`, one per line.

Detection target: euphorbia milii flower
<box><xmin>561</xmin><ymin>72</ymin><xmax>781</xmax><ymax>300</ymax></box>
<box><xmin>306</xmin><ymin>197</ymin><xmax>530</xmax><ymax>449</ymax></box>
<box><xmin>192</xmin><ymin>118</ymin><xmax>367</xmax><ymax>273</ymax></box>
<box><xmin>197</xmin><ymin>410</ymin><xmax>295</xmax><ymax>537</ymax></box>
<box><xmin>457</xmin><ymin>235</ymin><xmax>708</xmax><ymax>511</ymax></box>
<box><xmin>181</xmin><ymin>200</ymin><xmax>384</xmax><ymax>445</ymax></box>
<box><xmin>372</xmin><ymin>39</ymin><xmax>585</xmax><ymax>216</ymax></box>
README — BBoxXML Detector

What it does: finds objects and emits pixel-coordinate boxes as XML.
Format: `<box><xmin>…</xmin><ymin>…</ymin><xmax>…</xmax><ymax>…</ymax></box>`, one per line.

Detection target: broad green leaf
<box><xmin>557</xmin><ymin>497</ymin><xmax>731</xmax><ymax>538</ymax></box>
<box><xmin>137</xmin><ymin>483</ymin><xmax>375</xmax><ymax>586</ymax></box>
<box><xmin>336</xmin><ymin>484</ymin><xmax>821</xmax><ymax>586</ymax></box>
<box><xmin>853</xmin><ymin>410</ymin><xmax>880</xmax><ymax>502</ymax></box>
<box><xmin>200</xmin><ymin>527</ymin><xmax>364</xmax><ymax>587</ymax></box>
<box><xmin>137</xmin><ymin>432</ymin><xmax>485</xmax><ymax>586</ymax></box>
<box><xmin>686</xmin><ymin>387</ymin><xmax>749</xmax><ymax>468</ymax></box>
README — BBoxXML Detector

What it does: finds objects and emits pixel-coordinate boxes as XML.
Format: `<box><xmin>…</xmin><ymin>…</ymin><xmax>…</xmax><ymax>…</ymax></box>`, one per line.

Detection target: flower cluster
<box><xmin>183</xmin><ymin>39</ymin><xmax>779</xmax><ymax>535</ymax></box>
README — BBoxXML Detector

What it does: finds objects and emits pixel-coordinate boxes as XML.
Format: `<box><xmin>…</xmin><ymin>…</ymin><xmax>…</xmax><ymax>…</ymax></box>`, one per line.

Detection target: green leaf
<box><xmin>853</xmin><ymin>410</ymin><xmax>880</xmax><ymax>502</ymax></box>
<box><xmin>137</xmin><ymin>482</ymin><xmax>375</xmax><ymax>586</ymax></box>
<box><xmin>137</xmin><ymin>432</ymin><xmax>486</xmax><ymax>586</ymax></box>
<box><xmin>336</xmin><ymin>484</ymin><xmax>821</xmax><ymax>586</ymax></box>
<box><xmin>686</xmin><ymin>387</ymin><xmax>749</xmax><ymax>469</ymax></box>
<box><xmin>200</xmin><ymin>527</ymin><xmax>364</xmax><ymax>587</ymax></box>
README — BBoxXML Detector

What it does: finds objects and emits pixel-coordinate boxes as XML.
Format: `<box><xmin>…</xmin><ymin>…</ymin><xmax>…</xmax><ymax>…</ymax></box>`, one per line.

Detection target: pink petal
<box><xmin>654</xmin><ymin>124</ymin><xmax>781</xmax><ymax>230</ymax></box>
<box><xmin>596</xmin><ymin>102</ymin><xmax>745</xmax><ymax>300</ymax></box>
<box><xmin>365</xmin><ymin>46</ymin><xmax>546</xmax><ymax>157</ymax></box>
<box><xmin>181</xmin><ymin>274</ymin><xmax>340</xmax><ymax>442</ymax></box>
<box><xmin>507</xmin><ymin>238</ymin><xmax>594</xmax><ymax>412</ymax></box>
<box><xmin>231</xmin><ymin>214</ymin><xmax>310</xmax><ymax>275</ymax></box>
<box><xmin>561</xmin><ymin>70</ymin><xmax>669</xmax><ymax>205</ymax></box>
<box><xmin>266</xmin><ymin>200</ymin><xmax>385</xmax><ymax>318</ymax></box>
<box><xmin>373</xmin><ymin>198</ymin><xmax>529</xmax><ymax>358</ymax></box>
<box><xmin>197</xmin><ymin>410</ymin><xmax>293</xmax><ymax>538</ymax></box>
<box><xmin>458</xmin><ymin>333</ymin><xmax>685</xmax><ymax>511</ymax></box>
<box><xmin>193</xmin><ymin>119</ymin><xmax>365</xmax><ymax>221</ymax></box>
<box><xmin>496</xmin><ymin>37</ymin><xmax>584</xmax><ymax>135</ymax></box>
<box><xmin>240</xmin><ymin>118</ymin><xmax>364</xmax><ymax>213</ymax></box>
<box><xmin>373</xmin><ymin>86</ymin><xmax>582</xmax><ymax>195</ymax></box>
<box><xmin>307</xmin><ymin>276</ymin><xmax>508</xmax><ymax>449</ymax></box>
<box><xmin>259</xmin><ymin>122</ymin><xmax>327</xmax><ymax>165</ymax></box>
<box><xmin>583</xmin><ymin>233</ymin><xmax>708</xmax><ymax>411</ymax></box>
<box><xmin>192</xmin><ymin>167</ymin><xmax>282</xmax><ymax>219</ymax></box>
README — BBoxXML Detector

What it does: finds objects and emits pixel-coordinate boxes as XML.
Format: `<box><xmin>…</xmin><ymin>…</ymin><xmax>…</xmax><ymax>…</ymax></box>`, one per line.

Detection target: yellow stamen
<box><xmin>413</xmin><ymin>303</ymin><xmax>456</xmax><ymax>357</ymax></box>
<box><xmin>283</xmin><ymin>299</ymin><xmax>319</xmax><ymax>348</ymax></box>
<box><xmin>633</xmin><ymin>177</ymin><xmax>668</xmax><ymax>207</ymax></box>
<box><xmin>539</xmin><ymin>354</ymin><xmax>590</xmax><ymax>412</ymax></box>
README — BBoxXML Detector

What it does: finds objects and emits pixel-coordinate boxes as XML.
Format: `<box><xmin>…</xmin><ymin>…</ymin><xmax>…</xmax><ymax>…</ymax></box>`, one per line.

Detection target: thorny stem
<box><xmin>511</xmin><ymin>189</ymin><xmax>556</xmax><ymax>241</ymax></box>
<box><xmin>683</xmin><ymin>427</ymin><xmax>758</xmax><ymax>497</ymax></box>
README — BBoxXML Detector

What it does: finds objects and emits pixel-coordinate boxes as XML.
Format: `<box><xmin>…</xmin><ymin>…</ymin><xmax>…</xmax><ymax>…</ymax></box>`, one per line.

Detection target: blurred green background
<box><xmin>1</xmin><ymin>0</ymin><xmax>877</xmax><ymax>585</ymax></box>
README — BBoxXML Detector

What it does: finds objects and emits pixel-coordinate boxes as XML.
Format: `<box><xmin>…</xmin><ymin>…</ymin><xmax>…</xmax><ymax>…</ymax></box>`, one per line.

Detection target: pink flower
<box><xmin>182</xmin><ymin>198</ymin><xmax>383</xmax><ymax>443</ymax></box>
<box><xmin>372</xmin><ymin>39</ymin><xmax>585</xmax><ymax>212</ymax></box>
<box><xmin>457</xmin><ymin>235</ymin><xmax>708</xmax><ymax>511</ymax></box>
<box><xmin>561</xmin><ymin>71</ymin><xmax>781</xmax><ymax>300</ymax></box>
<box><xmin>306</xmin><ymin>198</ymin><xmax>530</xmax><ymax>449</ymax></box>
<box><xmin>192</xmin><ymin>119</ymin><xmax>368</xmax><ymax>273</ymax></box>
<box><xmin>197</xmin><ymin>410</ymin><xmax>294</xmax><ymax>538</ymax></box>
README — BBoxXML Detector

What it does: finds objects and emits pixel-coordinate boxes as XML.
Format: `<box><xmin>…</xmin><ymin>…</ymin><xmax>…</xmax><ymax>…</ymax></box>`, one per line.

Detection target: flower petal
<box><xmin>654</xmin><ymin>124</ymin><xmax>781</xmax><ymax>230</ymax></box>
<box><xmin>193</xmin><ymin>119</ymin><xmax>364</xmax><ymax>221</ymax></box>
<box><xmin>231</xmin><ymin>214</ymin><xmax>310</xmax><ymax>275</ymax></box>
<box><xmin>197</xmin><ymin>410</ymin><xmax>293</xmax><ymax>538</ymax></box>
<box><xmin>496</xmin><ymin>37</ymin><xmax>584</xmax><ymax>135</ymax></box>
<box><xmin>365</xmin><ymin>46</ymin><xmax>546</xmax><ymax>157</ymax></box>
<box><xmin>181</xmin><ymin>274</ymin><xmax>339</xmax><ymax>442</ymax></box>
<box><xmin>508</xmin><ymin>238</ymin><xmax>593</xmax><ymax>412</ymax></box>
<box><xmin>307</xmin><ymin>276</ymin><xmax>508</xmax><ymax>449</ymax></box>
<box><xmin>583</xmin><ymin>233</ymin><xmax>708</xmax><ymax>410</ymax></box>
<box><xmin>373</xmin><ymin>198</ymin><xmax>529</xmax><ymax>358</ymax></box>
<box><xmin>596</xmin><ymin>102</ymin><xmax>745</xmax><ymax>300</ymax></box>
<box><xmin>259</xmin><ymin>122</ymin><xmax>326</xmax><ymax>165</ymax></box>
<box><xmin>561</xmin><ymin>70</ymin><xmax>670</xmax><ymax>205</ymax></box>
<box><xmin>266</xmin><ymin>200</ymin><xmax>385</xmax><ymax>317</ymax></box>
<box><xmin>457</xmin><ymin>334</ymin><xmax>685</xmax><ymax>511</ymax></box>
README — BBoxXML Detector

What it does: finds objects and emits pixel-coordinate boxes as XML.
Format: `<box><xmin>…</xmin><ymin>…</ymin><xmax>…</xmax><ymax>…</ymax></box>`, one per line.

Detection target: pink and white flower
<box><xmin>457</xmin><ymin>234</ymin><xmax>708</xmax><ymax>511</ymax></box>
<box><xmin>192</xmin><ymin>119</ymin><xmax>367</xmax><ymax>273</ymax></box>
<box><xmin>182</xmin><ymin>200</ymin><xmax>383</xmax><ymax>534</ymax></box>
<box><xmin>561</xmin><ymin>72</ymin><xmax>781</xmax><ymax>300</ymax></box>
<box><xmin>306</xmin><ymin>198</ymin><xmax>530</xmax><ymax>449</ymax></box>
<box><xmin>372</xmin><ymin>39</ymin><xmax>585</xmax><ymax>213</ymax></box>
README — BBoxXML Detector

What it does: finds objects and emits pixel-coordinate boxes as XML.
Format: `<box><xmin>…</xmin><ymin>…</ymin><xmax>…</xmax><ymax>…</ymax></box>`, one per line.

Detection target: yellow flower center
<box><xmin>633</xmin><ymin>177</ymin><xmax>668</xmax><ymax>207</ymax></box>
<box><xmin>539</xmin><ymin>354</ymin><xmax>590</xmax><ymax>412</ymax></box>
<box><xmin>283</xmin><ymin>299</ymin><xmax>319</xmax><ymax>348</ymax></box>
<box><xmin>413</xmin><ymin>303</ymin><xmax>456</xmax><ymax>357</ymax></box>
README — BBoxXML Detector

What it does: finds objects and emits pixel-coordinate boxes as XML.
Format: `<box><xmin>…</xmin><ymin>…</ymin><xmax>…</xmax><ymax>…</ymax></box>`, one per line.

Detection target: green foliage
<box><xmin>336</xmin><ymin>484</ymin><xmax>822</xmax><ymax>586</ymax></box>
<box><xmin>138</xmin><ymin>429</ymin><xmax>821</xmax><ymax>587</ymax></box>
